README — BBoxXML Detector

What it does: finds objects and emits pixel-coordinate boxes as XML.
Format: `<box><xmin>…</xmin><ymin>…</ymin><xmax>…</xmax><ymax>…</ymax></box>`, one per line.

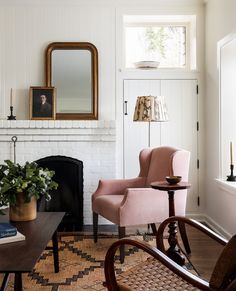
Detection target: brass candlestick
<box><xmin>7</xmin><ymin>106</ymin><xmax>16</xmax><ymax>120</ymax></box>
<box><xmin>227</xmin><ymin>164</ymin><xmax>236</xmax><ymax>181</ymax></box>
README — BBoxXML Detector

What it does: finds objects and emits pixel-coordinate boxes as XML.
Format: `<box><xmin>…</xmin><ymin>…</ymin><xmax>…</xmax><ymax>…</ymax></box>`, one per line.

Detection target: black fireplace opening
<box><xmin>36</xmin><ymin>156</ymin><xmax>83</xmax><ymax>231</ymax></box>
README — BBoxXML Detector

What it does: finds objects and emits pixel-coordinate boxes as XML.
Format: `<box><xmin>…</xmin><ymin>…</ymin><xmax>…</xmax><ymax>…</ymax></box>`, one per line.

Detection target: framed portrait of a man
<box><xmin>29</xmin><ymin>87</ymin><xmax>56</xmax><ymax>120</ymax></box>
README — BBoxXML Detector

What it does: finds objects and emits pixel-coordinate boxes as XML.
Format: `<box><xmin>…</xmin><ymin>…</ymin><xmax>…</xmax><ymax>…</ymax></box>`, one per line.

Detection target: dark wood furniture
<box><xmin>104</xmin><ymin>216</ymin><xmax>236</xmax><ymax>291</ymax></box>
<box><xmin>150</xmin><ymin>181</ymin><xmax>191</xmax><ymax>265</ymax></box>
<box><xmin>0</xmin><ymin>212</ymin><xmax>64</xmax><ymax>291</ymax></box>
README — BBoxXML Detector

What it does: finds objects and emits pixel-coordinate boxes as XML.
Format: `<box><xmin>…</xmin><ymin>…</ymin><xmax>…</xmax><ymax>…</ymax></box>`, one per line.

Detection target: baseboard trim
<box><xmin>186</xmin><ymin>212</ymin><xmax>231</xmax><ymax>239</ymax></box>
<box><xmin>203</xmin><ymin>215</ymin><xmax>231</xmax><ymax>239</ymax></box>
<box><xmin>83</xmin><ymin>224</ymin><xmax>117</xmax><ymax>232</ymax></box>
<box><xmin>85</xmin><ymin>213</ymin><xmax>232</xmax><ymax>239</ymax></box>
<box><xmin>186</xmin><ymin>212</ymin><xmax>206</xmax><ymax>221</ymax></box>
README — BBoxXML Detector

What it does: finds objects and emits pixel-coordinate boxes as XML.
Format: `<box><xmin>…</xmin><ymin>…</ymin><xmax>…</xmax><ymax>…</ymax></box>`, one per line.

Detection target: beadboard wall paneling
<box><xmin>0</xmin><ymin>4</ymin><xmax>115</xmax><ymax>120</ymax></box>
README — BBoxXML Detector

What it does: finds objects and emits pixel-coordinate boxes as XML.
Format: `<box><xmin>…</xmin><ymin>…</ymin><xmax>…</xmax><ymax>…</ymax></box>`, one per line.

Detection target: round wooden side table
<box><xmin>150</xmin><ymin>181</ymin><xmax>191</xmax><ymax>265</ymax></box>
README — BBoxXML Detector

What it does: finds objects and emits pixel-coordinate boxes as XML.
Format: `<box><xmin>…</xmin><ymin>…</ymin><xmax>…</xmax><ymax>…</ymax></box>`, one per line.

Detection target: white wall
<box><xmin>0</xmin><ymin>0</ymin><xmax>206</xmax><ymax>224</ymax></box>
<box><xmin>0</xmin><ymin>0</ymin><xmax>204</xmax><ymax>121</ymax></box>
<box><xmin>205</xmin><ymin>0</ymin><xmax>236</xmax><ymax>236</ymax></box>
<box><xmin>0</xmin><ymin>0</ymin><xmax>116</xmax><ymax>120</ymax></box>
<box><xmin>220</xmin><ymin>36</ymin><xmax>236</xmax><ymax>179</ymax></box>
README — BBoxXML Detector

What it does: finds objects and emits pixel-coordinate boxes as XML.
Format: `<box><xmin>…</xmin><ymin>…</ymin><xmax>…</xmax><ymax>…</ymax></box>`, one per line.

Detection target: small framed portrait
<box><xmin>29</xmin><ymin>86</ymin><xmax>56</xmax><ymax>120</ymax></box>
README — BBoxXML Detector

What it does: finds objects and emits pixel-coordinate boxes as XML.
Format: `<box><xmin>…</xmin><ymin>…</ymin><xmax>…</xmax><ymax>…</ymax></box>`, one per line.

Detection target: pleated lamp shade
<box><xmin>133</xmin><ymin>95</ymin><xmax>168</xmax><ymax>122</ymax></box>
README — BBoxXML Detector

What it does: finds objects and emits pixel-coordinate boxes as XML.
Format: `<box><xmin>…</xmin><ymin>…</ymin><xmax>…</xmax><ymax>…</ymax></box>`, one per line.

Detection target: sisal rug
<box><xmin>1</xmin><ymin>233</ymin><xmax>155</xmax><ymax>291</ymax></box>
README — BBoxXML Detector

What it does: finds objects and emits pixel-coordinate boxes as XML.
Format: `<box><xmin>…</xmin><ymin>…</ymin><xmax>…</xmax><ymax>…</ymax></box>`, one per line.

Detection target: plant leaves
<box><xmin>0</xmin><ymin>160</ymin><xmax>58</xmax><ymax>213</ymax></box>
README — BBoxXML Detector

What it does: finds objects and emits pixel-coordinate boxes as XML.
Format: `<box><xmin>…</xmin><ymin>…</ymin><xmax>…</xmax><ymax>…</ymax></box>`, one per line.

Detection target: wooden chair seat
<box><xmin>104</xmin><ymin>216</ymin><xmax>236</xmax><ymax>291</ymax></box>
<box><xmin>117</xmin><ymin>256</ymin><xmax>200</xmax><ymax>290</ymax></box>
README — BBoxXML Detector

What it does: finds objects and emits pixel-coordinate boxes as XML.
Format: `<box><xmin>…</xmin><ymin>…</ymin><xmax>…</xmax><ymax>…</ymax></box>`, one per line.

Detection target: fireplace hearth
<box><xmin>36</xmin><ymin>155</ymin><xmax>83</xmax><ymax>231</ymax></box>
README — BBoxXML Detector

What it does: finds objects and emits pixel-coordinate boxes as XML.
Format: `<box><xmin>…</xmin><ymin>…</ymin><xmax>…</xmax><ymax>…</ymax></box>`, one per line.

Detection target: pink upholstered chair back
<box><xmin>138</xmin><ymin>146</ymin><xmax>190</xmax><ymax>186</ymax></box>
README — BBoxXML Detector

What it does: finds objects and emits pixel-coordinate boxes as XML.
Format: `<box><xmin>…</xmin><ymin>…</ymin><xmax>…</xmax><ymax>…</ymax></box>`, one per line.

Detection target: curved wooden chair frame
<box><xmin>104</xmin><ymin>216</ymin><xmax>236</xmax><ymax>291</ymax></box>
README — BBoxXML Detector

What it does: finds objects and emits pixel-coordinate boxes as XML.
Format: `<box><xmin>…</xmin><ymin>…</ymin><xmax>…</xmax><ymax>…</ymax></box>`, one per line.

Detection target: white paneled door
<box><xmin>123</xmin><ymin>79</ymin><xmax>199</xmax><ymax>212</ymax></box>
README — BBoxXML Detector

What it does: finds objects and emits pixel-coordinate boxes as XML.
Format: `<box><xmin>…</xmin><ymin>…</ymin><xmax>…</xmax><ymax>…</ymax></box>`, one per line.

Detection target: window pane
<box><xmin>125</xmin><ymin>26</ymin><xmax>186</xmax><ymax>68</ymax></box>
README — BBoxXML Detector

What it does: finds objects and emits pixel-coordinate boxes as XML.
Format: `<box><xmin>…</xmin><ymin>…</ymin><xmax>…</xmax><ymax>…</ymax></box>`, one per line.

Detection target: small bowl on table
<box><xmin>166</xmin><ymin>176</ymin><xmax>182</xmax><ymax>185</ymax></box>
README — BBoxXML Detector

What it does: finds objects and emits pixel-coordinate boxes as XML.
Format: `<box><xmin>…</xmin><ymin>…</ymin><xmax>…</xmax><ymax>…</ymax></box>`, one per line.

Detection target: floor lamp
<box><xmin>133</xmin><ymin>95</ymin><xmax>169</xmax><ymax>147</ymax></box>
<box><xmin>133</xmin><ymin>95</ymin><xmax>168</xmax><ymax>233</ymax></box>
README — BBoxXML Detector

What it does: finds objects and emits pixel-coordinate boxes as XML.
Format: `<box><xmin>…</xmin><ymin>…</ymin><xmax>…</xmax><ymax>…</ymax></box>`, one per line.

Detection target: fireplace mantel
<box><xmin>0</xmin><ymin>120</ymin><xmax>115</xmax><ymax>142</ymax></box>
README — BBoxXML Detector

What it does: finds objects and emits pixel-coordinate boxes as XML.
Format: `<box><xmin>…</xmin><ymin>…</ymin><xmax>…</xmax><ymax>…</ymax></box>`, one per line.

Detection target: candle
<box><xmin>230</xmin><ymin>141</ymin><xmax>233</xmax><ymax>165</ymax></box>
<box><xmin>10</xmin><ymin>88</ymin><xmax>13</xmax><ymax>107</ymax></box>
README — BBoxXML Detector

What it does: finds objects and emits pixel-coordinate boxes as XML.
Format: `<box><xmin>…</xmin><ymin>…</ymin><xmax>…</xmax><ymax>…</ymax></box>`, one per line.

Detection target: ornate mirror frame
<box><xmin>45</xmin><ymin>42</ymin><xmax>98</xmax><ymax>120</ymax></box>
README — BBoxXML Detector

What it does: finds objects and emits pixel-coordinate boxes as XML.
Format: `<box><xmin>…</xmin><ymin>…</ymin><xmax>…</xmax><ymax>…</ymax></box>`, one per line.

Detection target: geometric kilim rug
<box><xmin>0</xmin><ymin>234</ymin><xmax>156</xmax><ymax>291</ymax></box>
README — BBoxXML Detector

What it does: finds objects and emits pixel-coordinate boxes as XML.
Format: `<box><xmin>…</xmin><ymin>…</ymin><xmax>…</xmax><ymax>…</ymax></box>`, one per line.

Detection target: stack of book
<box><xmin>0</xmin><ymin>223</ymin><xmax>25</xmax><ymax>244</ymax></box>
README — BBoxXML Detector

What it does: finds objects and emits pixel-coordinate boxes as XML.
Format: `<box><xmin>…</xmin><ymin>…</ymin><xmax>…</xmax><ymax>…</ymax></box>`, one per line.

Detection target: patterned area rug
<box><xmin>1</xmin><ymin>233</ymin><xmax>155</xmax><ymax>291</ymax></box>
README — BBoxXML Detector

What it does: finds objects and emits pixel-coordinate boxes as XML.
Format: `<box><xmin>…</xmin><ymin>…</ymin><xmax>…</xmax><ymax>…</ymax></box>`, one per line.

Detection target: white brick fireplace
<box><xmin>0</xmin><ymin>120</ymin><xmax>116</xmax><ymax>225</ymax></box>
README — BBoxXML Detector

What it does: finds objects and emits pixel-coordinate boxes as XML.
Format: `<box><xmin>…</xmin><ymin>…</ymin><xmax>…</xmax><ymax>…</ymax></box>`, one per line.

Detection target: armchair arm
<box><xmin>104</xmin><ymin>238</ymin><xmax>211</xmax><ymax>291</ymax></box>
<box><xmin>156</xmin><ymin>216</ymin><xmax>227</xmax><ymax>253</ymax></box>
<box><xmin>92</xmin><ymin>177</ymin><xmax>146</xmax><ymax>200</ymax></box>
<box><xmin>120</xmin><ymin>187</ymin><xmax>164</xmax><ymax>207</ymax></box>
<box><xmin>118</xmin><ymin>188</ymin><xmax>169</xmax><ymax>226</ymax></box>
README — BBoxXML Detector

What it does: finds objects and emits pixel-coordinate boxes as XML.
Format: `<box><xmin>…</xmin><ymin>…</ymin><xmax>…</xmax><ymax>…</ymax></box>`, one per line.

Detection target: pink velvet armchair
<box><xmin>92</xmin><ymin>146</ymin><xmax>190</xmax><ymax>262</ymax></box>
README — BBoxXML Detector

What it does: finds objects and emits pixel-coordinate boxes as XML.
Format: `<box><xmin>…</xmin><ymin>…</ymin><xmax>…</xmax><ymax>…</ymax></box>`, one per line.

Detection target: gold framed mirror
<box><xmin>45</xmin><ymin>42</ymin><xmax>98</xmax><ymax>120</ymax></box>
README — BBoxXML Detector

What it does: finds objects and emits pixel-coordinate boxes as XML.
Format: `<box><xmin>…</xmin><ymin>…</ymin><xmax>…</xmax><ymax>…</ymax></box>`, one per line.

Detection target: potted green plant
<box><xmin>0</xmin><ymin>160</ymin><xmax>58</xmax><ymax>221</ymax></box>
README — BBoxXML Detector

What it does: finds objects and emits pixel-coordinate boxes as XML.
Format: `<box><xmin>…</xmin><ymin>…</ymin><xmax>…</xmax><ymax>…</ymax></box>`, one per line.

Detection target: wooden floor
<box><xmin>178</xmin><ymin>224</ymin><xmax>224</xmax><ymax>281</ymax></box>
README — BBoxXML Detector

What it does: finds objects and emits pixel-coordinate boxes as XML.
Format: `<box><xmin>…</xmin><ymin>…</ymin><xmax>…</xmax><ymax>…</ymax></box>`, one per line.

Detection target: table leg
<box><xmin>167</xmin><ymin>190</ymin><xmax>185</xmax><ymax>266</ymax></box>
<box><xmin>0</xmin><ymin>273</ymin><xmax>10</xmax><ymax>291</ymax></box>
<box><xmin>52</xmin><ymin>231</ymin><xmax>59</xmax><ymax>273</ymax></box>
<box><xmin>14</xmin><ymin>273</ymin><xmax>22</xmax><ymax>291</ymax></box>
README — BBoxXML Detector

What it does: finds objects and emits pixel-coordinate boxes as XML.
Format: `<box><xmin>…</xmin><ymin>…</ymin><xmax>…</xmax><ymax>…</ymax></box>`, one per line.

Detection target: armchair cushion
<box><xmin>93</xmin><ymin>188</ymin><xmax>187</xmax><ymax>226</ymax></box>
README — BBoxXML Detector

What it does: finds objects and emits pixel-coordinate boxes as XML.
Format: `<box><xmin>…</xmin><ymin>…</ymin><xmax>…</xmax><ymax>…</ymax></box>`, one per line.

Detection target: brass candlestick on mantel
<box><xmin>7</xmin><ymin>88</ymin><xmax>16</xmax><ymax>120</ymax></box>
<box><xmin>7</xmin><ymin>106</ymin><xmax>16</xmax><ymax>120</ymax></box>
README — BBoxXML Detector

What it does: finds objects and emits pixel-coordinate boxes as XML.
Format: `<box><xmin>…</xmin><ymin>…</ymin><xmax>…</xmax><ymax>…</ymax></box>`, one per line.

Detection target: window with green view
<box><xmin>125</xmin><ymin>25</ymin><xmax>187</xmax><ymax>69</ymax></box>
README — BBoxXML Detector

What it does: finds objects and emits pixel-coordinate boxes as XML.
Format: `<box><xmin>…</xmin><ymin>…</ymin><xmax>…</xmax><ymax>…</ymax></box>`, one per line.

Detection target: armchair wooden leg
<box><xmin>178</xmin><ymin>221</ymin><xmax>191</xmax><ymax>254</ymax></box>
<box><xmin>118</xmin><ymin>226</ymin><xmax>126</xmax><ymax>264</ymax></box>
<box><xmin>150</xmin><ymin>223</ymin><xmax>157</xmax><ymax>235</ymax></box>
<box><xmin>93</xmin><ymin>212</ymin><xmax>98</xmax><ymax>243</ymax></box>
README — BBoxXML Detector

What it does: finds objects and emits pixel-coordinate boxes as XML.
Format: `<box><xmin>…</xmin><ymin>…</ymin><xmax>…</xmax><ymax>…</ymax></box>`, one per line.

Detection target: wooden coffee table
<box><xmin>0</xmin><ymin>211</ymin><xmax>64</xmax><ymax>291</ymax></box>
